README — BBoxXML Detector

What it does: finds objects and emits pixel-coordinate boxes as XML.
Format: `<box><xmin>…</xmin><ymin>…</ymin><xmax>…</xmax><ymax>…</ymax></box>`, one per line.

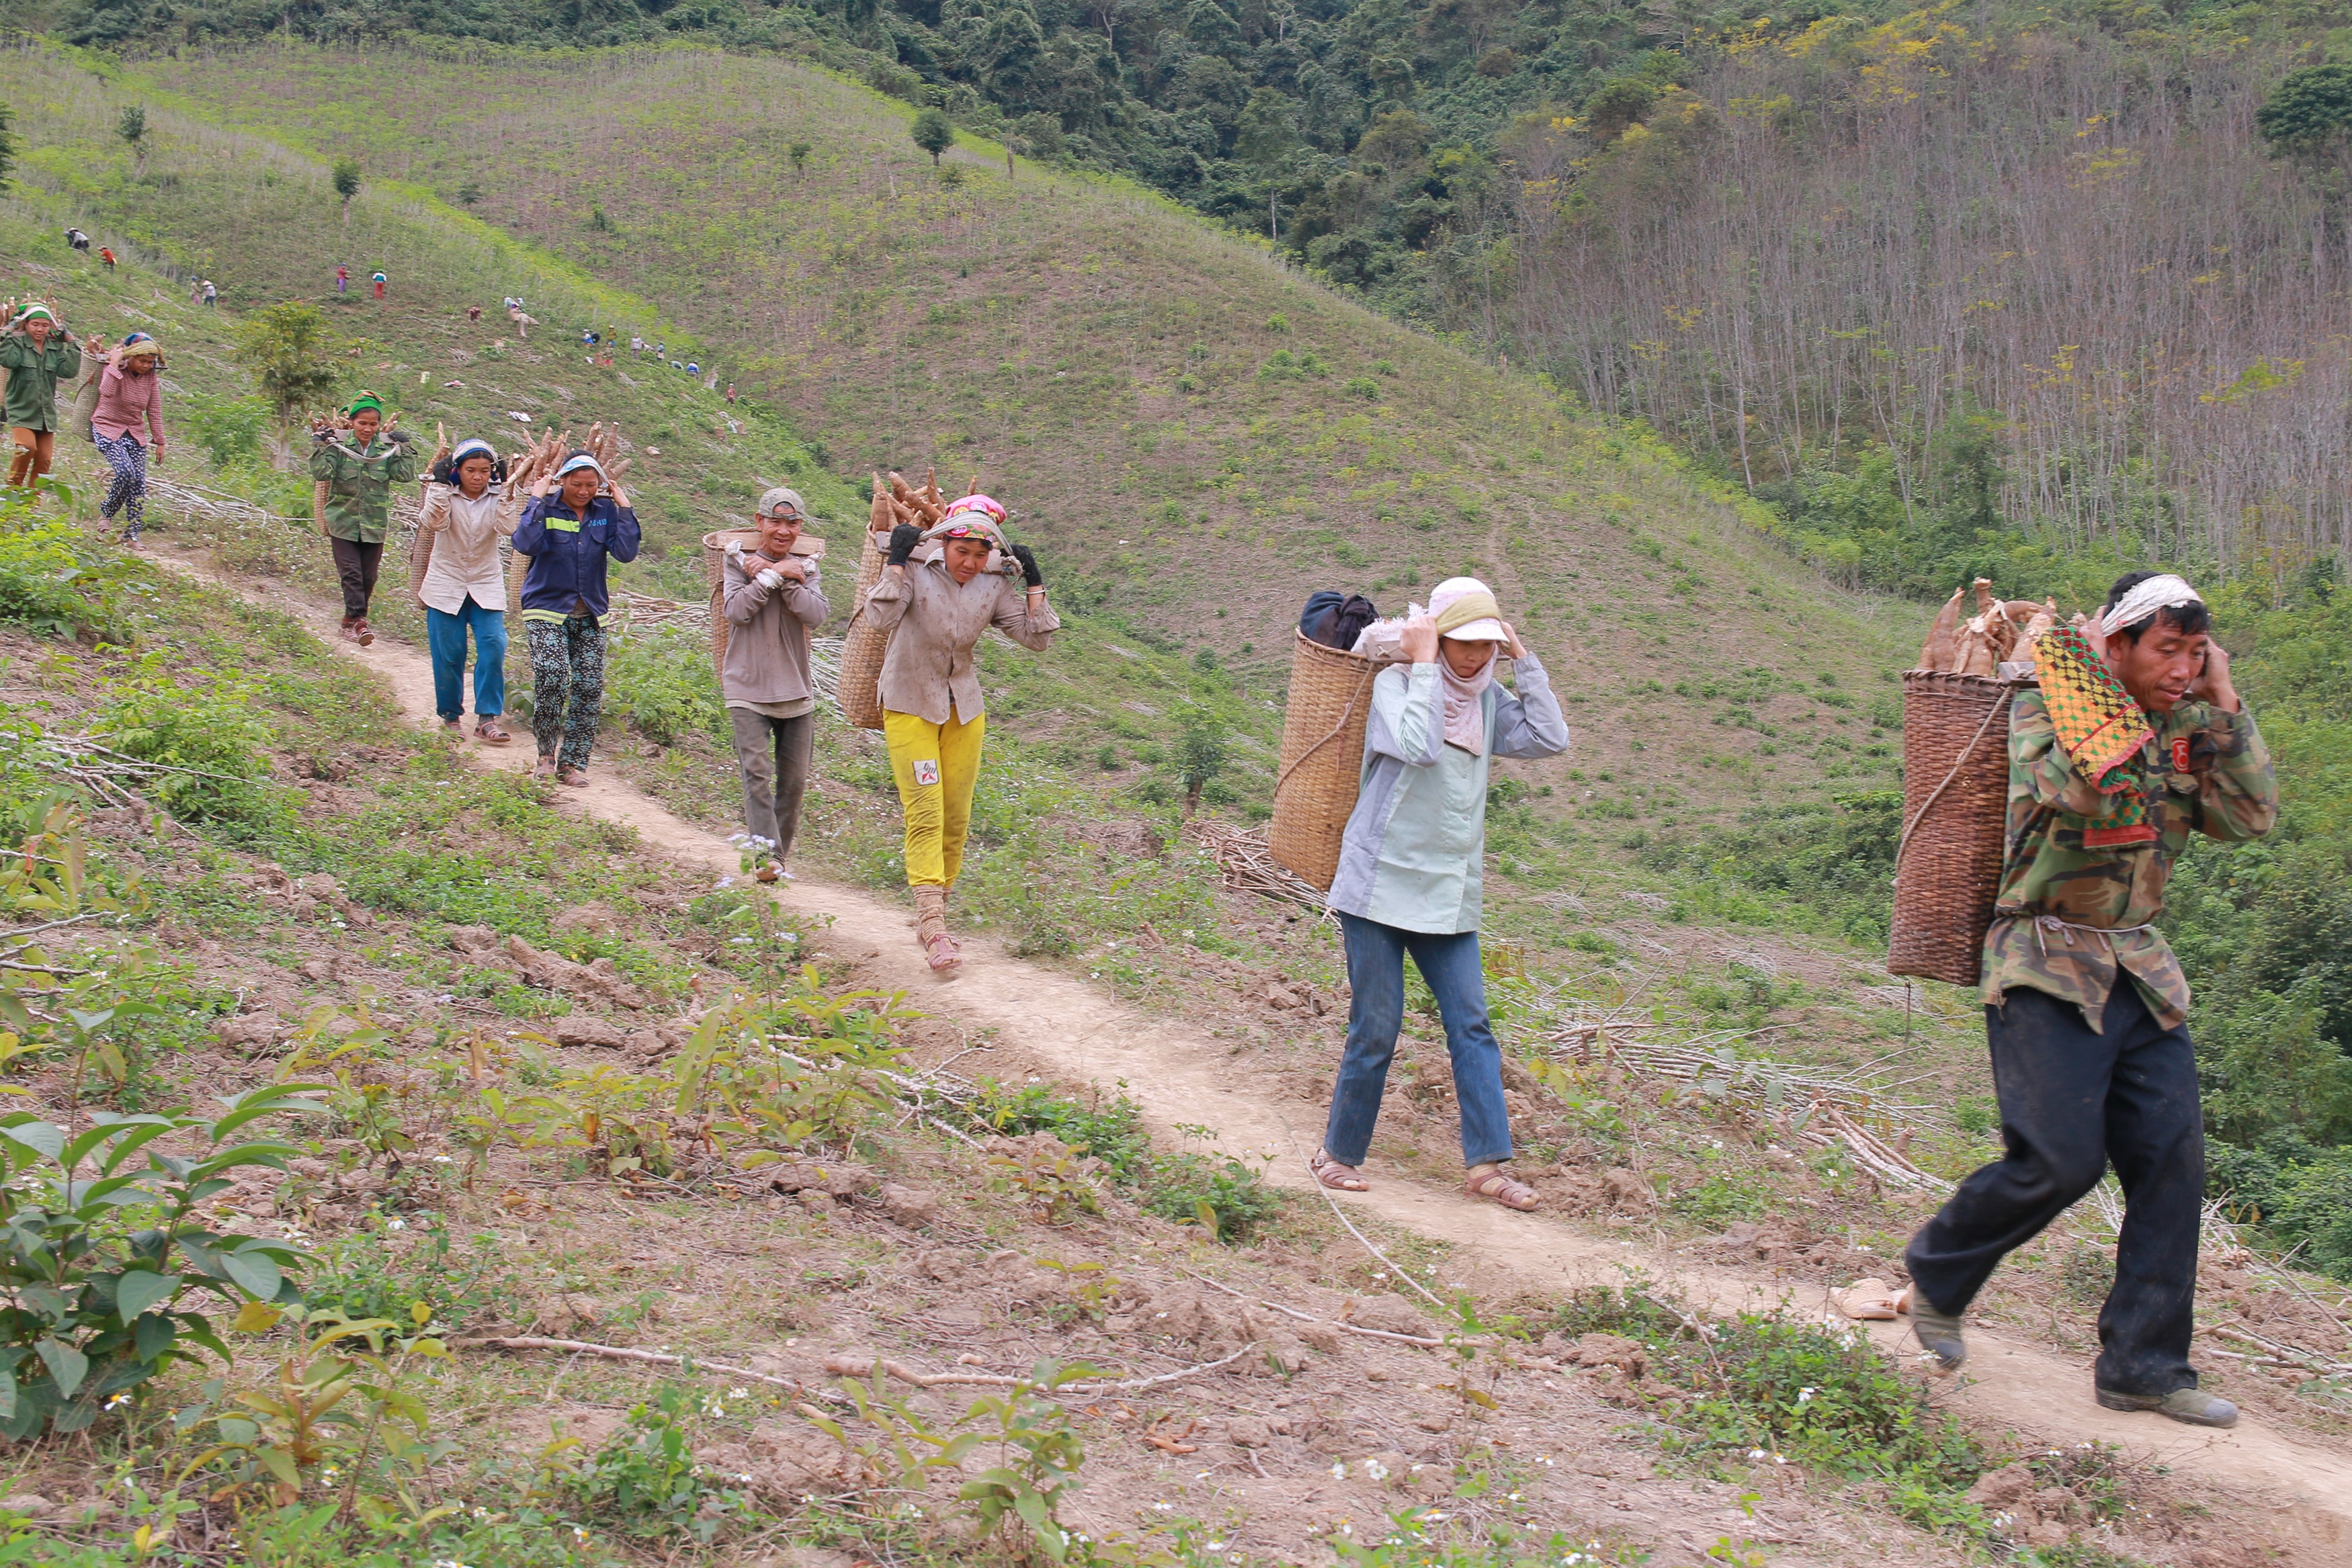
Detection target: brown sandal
<box><xmin>533</xmin><ymin>756</ymin><xmax>558</xmax><ymax>780</ymax></box>
<box><xmin>1465</xmin><ymin>1164</ymin><xmax>1538</xmax><ymax>1211</ymax></box>
<box><xmin>923</xmin><ymin>932</ymin><xmax>962</xmax><ymax>972</ymax></box>
<box><xmin>558</xmin><ymin>769</ymin><xmax>590</xmax><ymax>787</ymax></box>
<box><xmin>475</xmin><ymin>720</ymin><xmax>512</xmax><ymax>745</ymax></box>
<box><xmin>1310</xmin><ymin>1149</ymin><xmax>1369</xmax><ymax>1192</ymax></box>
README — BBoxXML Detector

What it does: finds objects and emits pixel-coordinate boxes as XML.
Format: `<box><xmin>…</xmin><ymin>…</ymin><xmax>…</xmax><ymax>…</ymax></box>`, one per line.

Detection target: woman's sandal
<box><xmin>475</xmin><ymin>720</ymin><xmax>512</xmax><ymax>745</ymax></box>
<box><xmin>1464</xmin><ymin>1163</ymin><xmax>1539</xmax><ymax>1211</ymax></box>
<box><xmin>558</xmin><ymin>769</ymin><xmax>590</xmax><ymax>787</ymax></box>
<box><xmin>1309</xmin><ymin>1149</ymin><xmax>1369</xmax><ymax>1192</ymax></box>
<box><xmin>532</xmin><ymin>756</ymin><xmax>558</xmax><ymax>780</ymax></box>
<box><xmin>923</xmin><ymin>933</ymin><xmax>962</xmax><ymax>973</ymax></box>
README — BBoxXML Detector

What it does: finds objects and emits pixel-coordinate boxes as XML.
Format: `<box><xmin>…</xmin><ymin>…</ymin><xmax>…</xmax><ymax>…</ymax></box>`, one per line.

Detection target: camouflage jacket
<box><xmin>307</xmin><ymin>433</ymin><xmax>420</xmax><ymax>542</ymax></box>
<box><xmin>1981</xmin><ymin>687</ymin><xmax>2275</xmax><ymax>1031</ymax></box>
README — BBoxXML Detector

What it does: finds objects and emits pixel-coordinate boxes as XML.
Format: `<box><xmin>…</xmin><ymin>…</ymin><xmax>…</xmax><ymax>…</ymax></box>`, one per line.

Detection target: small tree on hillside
<box><xmin>1176</xmin><ymin>711</ymin><xmax>1228</xmax><ymax>817</ymax></box>
<box><xmin>2258</xmin><ymin>64</ymin><xmax>2352</xmax><ymax>153</ymax></box>
<box><xmin>116</xmin><ymin>105</ymin><xmax>146</xmax><ymax>173</ymax></box>
<box><xmin>456</xmin><ymin>181</ymin><xmax>482</xmax><ymax>206</ymax></box>
<box><xmin>235</xmin><ymin>302</ymin><xmax>343</xmax><ymax>443</ymax></box>
<box><xmin>0</xmin><ymin>102</ymin><xmax>16</xmax><ymax>195</ymax></box>
<box><xmin>788</xmin><ymin>140</ymin><xmax>813</xmax><ymax>175</ymax></box>
<box><xmin>331</xmin><ymin>157</ymin><xmax>362</xmax><ymax>214</ymax></box>
<box><xmin>911</xmin><ymin>107</ymin><xmax>955</xmax><ymax>167</ymax></box>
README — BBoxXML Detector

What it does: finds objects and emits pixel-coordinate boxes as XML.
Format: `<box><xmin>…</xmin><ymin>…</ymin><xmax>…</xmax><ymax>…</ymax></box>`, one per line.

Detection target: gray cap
<box><xmin>756</xmin><ymin>486</ymin><xmax>806</xmax><ymax>520</ymax></box>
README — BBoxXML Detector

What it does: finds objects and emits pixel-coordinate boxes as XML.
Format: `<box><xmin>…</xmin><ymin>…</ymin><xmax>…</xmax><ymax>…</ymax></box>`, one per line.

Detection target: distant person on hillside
<box><xmin>722</xmin><ymin>487</ymin><xmax>828</xmax><ymax>881</ymax></box>
<box><xmin>91</xmin><ymin>333</ymin><xmax>167</xmax><ymax>543</ymax></box>
<box><xmin>725</xmin><ymin>382</ymin><xmax>736</xmax><ymax>404</ymax></box>
<box><xmin>336</xmin><ymin>264</ymin><xmax>349</xmax><ymax>294</ymax></box>
<box><xmin>466</xmin><ymin>304</ymin><xmax>482</xmax><ymax>324</ymax></box>
<box><xmin>65</xmin><ymin>228</ymin><xmax>89</xmax><ymax>253</ymax></box>
<box><xmin>630</xmin><ymin>335</ymin><xmax>643</xmax><ymax>353</ymax></box>
<box><xmin>1902</xmin><ymin>572</ymin><xmax>2276</xmax><ymax>1429</ymax></box>
<box><xmin>202</xmin><ymin>280</ymin><xmax>217</xmax><ymax>307</ymax></box>
<box><xmin>97</xmin><ymin>247</ymin><xmax>116</xmax><ymax>271</ymax></box>
<box><xmin>308</xmin><ymin>392</ymin><xmax>421</xmax><ymax>646</ymax></box>
<box><xmin>506</xmin><ymin>298</ymin><xmax>533</xmax><ymax>339</ymax></box>
<box><xmin>371</xmin><ymin>271</ymin><xmax>387</xmax><ymax>300</ymax></box>
<box><xmin>190</xmin><ymin>278</ymin><xmax>204</xmax><ymax>306</ymax></box>
<box><xmin>511</xmin><ymin>451</ymin><xmax>639</xmax><ymax>785</ymax></box>
<box><xmin>1308</xmin><ymin>578</ymin><xmax>1568</xmax><ymax>1213</ymax></box>
<box><xmin>417</xmin><ymin>434</ymin><xmax>538</xmax><ymax>746</ymax></box>
<box><xmin>1</xmin><ymin>304</ymin><xmax>85</xmax><ymax>490</ymax></box>
<box><xmin>863</xmin><ymin>496</ymin><xmax>1056</xmax><ymax>972</ymax></box>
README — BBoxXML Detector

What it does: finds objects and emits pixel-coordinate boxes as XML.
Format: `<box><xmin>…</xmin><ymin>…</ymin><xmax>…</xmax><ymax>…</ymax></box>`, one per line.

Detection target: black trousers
<box><xmin>1904</xmin><ymin>981</ymin><xmax>2205</xmax><ymax>1397</ymax></box>
<box><xmin>329</xmin><ymin>537</ymin><xmax>382</xmax><ymax>621</ymax></box>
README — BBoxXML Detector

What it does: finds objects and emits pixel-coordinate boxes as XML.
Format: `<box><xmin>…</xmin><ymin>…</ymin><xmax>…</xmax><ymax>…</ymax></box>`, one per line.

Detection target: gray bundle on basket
<box><xmin>1888</xmin><ymin>670</ymin><xmax>2019</xmax><ymax>986</ymax></box>
<box><xmin>1269</xmin><ymin>632</ymin><xmax>1387</xmax><ymax>891</ymax></box>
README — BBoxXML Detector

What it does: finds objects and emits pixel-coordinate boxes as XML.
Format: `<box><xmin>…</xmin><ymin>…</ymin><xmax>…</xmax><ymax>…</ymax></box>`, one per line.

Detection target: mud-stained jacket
<box><xmin>1980</xmin><ymin>687</ymin><xmax>2276</xmax><ymax>1032</ymax></box>
<box><xmin>308</xmin><ymin>433</ymin><xmax>421</xmax><ymax>543</ymax></box>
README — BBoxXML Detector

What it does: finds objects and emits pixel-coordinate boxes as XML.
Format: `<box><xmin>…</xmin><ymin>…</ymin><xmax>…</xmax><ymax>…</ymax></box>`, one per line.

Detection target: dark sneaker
<box><xmin>1910</xmin><ymin>1301</ymin><xmax>1967</xmax><ymax>1373</ymax></box>
<box><xmin>2096</xmin><ymin>1387</ymin><xmax>2238</xmax><ymax>1428</ymax></box>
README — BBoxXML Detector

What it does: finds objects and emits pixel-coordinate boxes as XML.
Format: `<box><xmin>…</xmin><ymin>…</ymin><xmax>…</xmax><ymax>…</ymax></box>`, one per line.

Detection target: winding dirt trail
<box><xmin>177</xmin><ymin>552</ymin><xmax>2352</xmax><ymax>1551</ymax></box>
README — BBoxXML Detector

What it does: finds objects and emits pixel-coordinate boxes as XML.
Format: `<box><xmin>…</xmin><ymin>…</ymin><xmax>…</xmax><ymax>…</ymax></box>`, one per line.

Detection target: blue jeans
<box><xmin>426</xmin><ymin>600</ymin><xmax>507</xmax><ymax>722</ymax></box>
<box><xmin>1323</xmin><ymin>912</ymin><xmax>1513</xmax><ymax>1168</ymax></box>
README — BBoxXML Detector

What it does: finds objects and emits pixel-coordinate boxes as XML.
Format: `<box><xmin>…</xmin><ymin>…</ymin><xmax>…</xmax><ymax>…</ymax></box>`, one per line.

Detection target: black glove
<box><xmin>886</xmin><ymin>523</ymin><xmax>922</xmax><ymax>566</ymax></box>
<box><xmin>429</xmin><ymin>453</ymin><xmax>456</xmax><ymax>484</ymax></box>
<box><xmin>384</xmin><ymin>427</ymin><xmax>415</xmax><ymax>447</ymax></box>
<box><xmin>1009</xmin><ymin>543</ymin><xmax>1043</xmax><ymax>588</ymax></box>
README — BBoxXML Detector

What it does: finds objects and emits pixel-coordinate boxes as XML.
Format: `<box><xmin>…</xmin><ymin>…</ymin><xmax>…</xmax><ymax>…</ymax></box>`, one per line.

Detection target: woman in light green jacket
<box><xmin>1310</xmin><ymin>577</ymin><xmax>1570</xmax><ymax>1211</ymax></box>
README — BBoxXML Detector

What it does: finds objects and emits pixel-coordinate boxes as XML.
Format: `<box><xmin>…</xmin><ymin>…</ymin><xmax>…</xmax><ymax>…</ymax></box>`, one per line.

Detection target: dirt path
<box><xmin>177</xmin><ymin>552</ymin><xmax>2352</xmax><ymax>1551</ymax></box>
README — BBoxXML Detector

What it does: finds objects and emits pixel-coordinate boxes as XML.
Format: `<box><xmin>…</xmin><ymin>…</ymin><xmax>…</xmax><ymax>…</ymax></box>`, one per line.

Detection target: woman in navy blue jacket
<box><xmin>511</xmin><ymin>451</ymin><xmax>641</xmax><ymax>783</ymax></box>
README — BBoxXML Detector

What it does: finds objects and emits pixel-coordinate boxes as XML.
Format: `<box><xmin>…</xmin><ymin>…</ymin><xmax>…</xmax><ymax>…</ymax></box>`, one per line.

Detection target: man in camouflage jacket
<box><xmin>307</xmin><ymin>392</ymin><xmax>419</xmax><ymax>644</ymax></box>
<box><xmin>1904</xmin><ymin>570</ymin><xmax>2275</xmax><ymax>1429</ymax></box>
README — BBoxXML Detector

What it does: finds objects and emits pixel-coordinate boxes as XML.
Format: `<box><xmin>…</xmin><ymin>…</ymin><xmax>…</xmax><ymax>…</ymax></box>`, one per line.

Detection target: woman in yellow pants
<box><xmin>864</xmin><ymin>496</ymin><xmax>1057</xmax><ymax>971</ymax></box>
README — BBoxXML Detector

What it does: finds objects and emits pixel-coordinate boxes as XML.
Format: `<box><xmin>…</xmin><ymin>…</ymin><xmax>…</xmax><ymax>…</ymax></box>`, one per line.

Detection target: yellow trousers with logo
<box><xmin>883</xmin><ymin>706</ymin><xmax>986</xmax><ymax>888</ymax></box>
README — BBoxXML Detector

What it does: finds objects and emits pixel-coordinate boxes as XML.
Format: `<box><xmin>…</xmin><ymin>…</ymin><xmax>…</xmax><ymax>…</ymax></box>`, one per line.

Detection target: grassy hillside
<box><xmin>18</xmin><ymin>41</ymin><xmax>1927</xmax><ymax>812</ymax></box>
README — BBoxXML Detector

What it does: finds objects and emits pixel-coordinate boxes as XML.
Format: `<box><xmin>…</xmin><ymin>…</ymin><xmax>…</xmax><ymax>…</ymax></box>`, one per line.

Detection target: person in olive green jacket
<box><xmin>307</xmin><ymin>392</ymin><xmax>419</xmax><ymax>644</ymax></box>
<box><xmin>1</xmin><ymin>304</ymin><xmax>87</xmax><ymax>490</ymax></box>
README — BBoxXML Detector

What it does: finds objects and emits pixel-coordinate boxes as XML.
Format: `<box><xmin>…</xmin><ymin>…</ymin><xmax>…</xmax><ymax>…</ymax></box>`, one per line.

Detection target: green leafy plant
<box><xmin>187</xmin><ymin>1301</ymin><xmax>454</xmax><ymax>1521</ymax></box>
<box><xmin>234</xmin><ymin>300</ymin><xmax>344</xmax><ymax>425</ymax></box>
<box><xmin>0</xmin><ymin>1085</ymin><xmax>321</xmax><ymax>1437</ymax></box>
<box><xmin>96</xmin><ymin>655</ymin><xmax>283</xmax><ymax>831</ymax></box>
<box><xmin>566</xmin><ymin>1384</ymin><xmax>749</xmax><ymax>1543</ymax></box>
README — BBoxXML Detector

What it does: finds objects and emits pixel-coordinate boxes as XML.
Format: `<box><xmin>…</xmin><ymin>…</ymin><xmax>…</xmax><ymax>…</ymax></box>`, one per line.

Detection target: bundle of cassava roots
<box><xmin>1914</xmin><ymin>578</ymin><xmax>2064</xmax><ymax>675</ymax></box>
<box><xmin>866</xmin><ymin>468</ymin><xmax>968</xmax><ymax>535</ymax></box>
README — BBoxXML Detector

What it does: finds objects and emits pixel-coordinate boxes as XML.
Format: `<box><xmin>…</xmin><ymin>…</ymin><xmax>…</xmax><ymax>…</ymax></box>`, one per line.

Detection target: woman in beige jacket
<box><xmin>415</xmin><ymin>435</ymin><xmax>537</xmax><ymax>744</ymax></box>
<box><xmin>864</xmin><ymin>496</ymin><xmax>1056</xmax><ymax>971</ymax></box>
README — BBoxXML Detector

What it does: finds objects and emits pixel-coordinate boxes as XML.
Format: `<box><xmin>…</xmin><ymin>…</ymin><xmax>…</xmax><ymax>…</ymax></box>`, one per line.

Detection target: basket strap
<box><xmin>1273</xmin><ymin>662</ymin><xmax>1377</xmax><ymax>797</ymax></box>
<box><xmin>1894</xmin><ymin>679</ymin><xmax>2017</xmax><ymax>881</ymax></box>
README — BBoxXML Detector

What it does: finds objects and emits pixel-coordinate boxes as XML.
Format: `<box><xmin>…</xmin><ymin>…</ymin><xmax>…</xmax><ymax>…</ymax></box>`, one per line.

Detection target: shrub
<box><xmin>96</xmin><ymin>658</ymin><xmax>282</xmax><ymax>830</ymax></box>
<box><xmin>1343</xmin><ymin>376</ymin><xmax>1380</xmax><ymax>399</ymax></box>
<box><xmin>0</xmin><ymin>1088</ymin><xmax>319</xmax><ymax>1437</ymax></box>
<box><xmin>0</xmin><ymin>509</ymin><xmax>128</xmax><ymax>642</ymax></box>
<box><xmin>183</xmin><ymin>391</ymin><xmax>273</xmax><ymax>467</ymax></box>
<box><xmin>601</xmin><ymin>625</ymin><xmax>726</xmax><ymax>746</ymax></box>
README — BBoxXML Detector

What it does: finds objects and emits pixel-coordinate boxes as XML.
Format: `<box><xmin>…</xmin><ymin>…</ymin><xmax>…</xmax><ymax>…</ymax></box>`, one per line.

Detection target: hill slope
<box><xmin>15</xmin><ymin>40</ymin><xmax>1927</xmax><ymax>821</ymax></box>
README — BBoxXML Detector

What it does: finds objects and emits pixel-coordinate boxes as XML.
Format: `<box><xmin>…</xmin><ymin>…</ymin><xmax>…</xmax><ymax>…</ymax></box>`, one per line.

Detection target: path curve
<box><xmin>172</xmin><ymin>550</ymin><xmax>2352</xmax><ymax>1551</ymax></box>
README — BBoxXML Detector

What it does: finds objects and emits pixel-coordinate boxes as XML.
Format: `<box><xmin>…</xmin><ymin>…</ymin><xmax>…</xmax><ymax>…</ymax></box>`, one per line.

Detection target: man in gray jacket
<box><xmin>722</xmin><ymin>488</ymin><xmax>830</xmax><ymax>878</ymax></box>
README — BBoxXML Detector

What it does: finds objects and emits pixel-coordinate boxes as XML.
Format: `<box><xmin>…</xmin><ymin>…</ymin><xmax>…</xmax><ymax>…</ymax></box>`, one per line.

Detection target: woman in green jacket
<box><xmin>308</xmin><ymin>392</ymin><xmax>420</xmax><ymax>645</ymax></box>
<box><xmin>1</xmin><ymin>304</ymin><xmax>87</xmax><ymax>490</ymax></box>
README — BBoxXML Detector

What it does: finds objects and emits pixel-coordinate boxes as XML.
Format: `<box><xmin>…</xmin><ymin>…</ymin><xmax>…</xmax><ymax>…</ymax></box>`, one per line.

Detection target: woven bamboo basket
<box><xmin>1888</xmin><ymin>670</ymin><xmax>2019</xmax><ymax>986</ymax></box>
<box><xmin>835</xmin><ymin>527</ymin><xmax>892</xmax><ymax>730</ymax></box>
<box><xmin>1269</xmin><ymin>631</ymin><xmax>1385</xmax><ymax>891</ymax></box>
<box><xmin>699</xmin><ymin>528</ymin><xmax>827</xmax><ymax>679</ymax></box>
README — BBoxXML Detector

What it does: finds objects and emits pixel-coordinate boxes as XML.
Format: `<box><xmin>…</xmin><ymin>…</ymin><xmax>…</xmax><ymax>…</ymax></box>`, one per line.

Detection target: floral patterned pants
<box><xmin>524</xmin><ymin>615</ymin><xmax>605</xmax><ymax>773</ymax></box>
<box><xmin>93</xmin><ymin>431</ymin><xmax>147</xmax><ymax>538</ymax></box>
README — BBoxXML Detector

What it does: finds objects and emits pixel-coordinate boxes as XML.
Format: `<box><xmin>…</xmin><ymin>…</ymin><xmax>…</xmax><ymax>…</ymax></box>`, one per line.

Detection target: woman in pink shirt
<box><xmin>91</xmin><ymin>334</ymin><xmax>166</xmax><ymax>543</ymax></box>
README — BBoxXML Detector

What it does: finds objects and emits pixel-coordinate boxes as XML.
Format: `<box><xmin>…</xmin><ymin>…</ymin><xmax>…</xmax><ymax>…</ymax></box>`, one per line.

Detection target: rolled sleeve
<box><xmin>1493</xmin><ymin>652</ymin><xmax>1570</xmax><ymax>760</ymax></box>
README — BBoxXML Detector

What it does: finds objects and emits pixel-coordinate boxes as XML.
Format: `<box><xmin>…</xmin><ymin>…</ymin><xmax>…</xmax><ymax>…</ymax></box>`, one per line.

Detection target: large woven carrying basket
<box><xmin>1270</xmin><ymin>632</ymin><xmax>1383</xmax><ymax>891</ymax></box>
<box><xmin>835</xmin><ymin>527</ymin><xmax>891</xmax><ymax>730</ymax></box>
<box><xmin>1888</xmin><ymin>671</ymin><xmax>2018</xmax><ymax>986</ymax></box>
<box><xmin>700</xmin><ymin>528</ymin><xmax>827</xmax><ymax>681</ymax></box>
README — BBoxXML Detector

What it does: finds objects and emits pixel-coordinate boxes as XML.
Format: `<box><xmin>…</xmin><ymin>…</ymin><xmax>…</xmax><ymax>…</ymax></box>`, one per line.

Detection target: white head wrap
<box><xmin>556</xmin><ymin>453</ymin><xmax>604</xmax><ymax>480</ymax></box>
<box><xmin>2100</xmin><ymin>574</ymin><xmax>2203</xmax><ymax>638</ymax></box>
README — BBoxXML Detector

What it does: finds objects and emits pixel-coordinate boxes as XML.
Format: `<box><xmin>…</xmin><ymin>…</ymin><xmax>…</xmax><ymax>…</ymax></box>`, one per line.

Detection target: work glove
<box><xmin>755</xmin><ymin>566</ymin><xmax>784</xmax><ymax>590</ymax></box>
<box><xmin>1009</xmin><ymin>543</ymin><xmax>1043</xmax><ymax>588</ymax></box>
<box><xmin>384</xmin><ymin>427</ymin><xmax>415</xmax><ymax>447</ymax></box>
<box><xmin>886</xmin><ymin>523</ymin><xmax>922</xmax><ymax>566</ymax></box>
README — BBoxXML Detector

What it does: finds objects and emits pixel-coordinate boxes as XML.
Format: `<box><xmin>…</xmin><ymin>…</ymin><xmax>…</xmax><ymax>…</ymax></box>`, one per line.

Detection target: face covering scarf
<box><xmin>1439</xmin><ymin>649</ymin><xmax>1495</xmax><ymax>755</ymax></box>
<box><xmin>2033</xmin><ymin>623</ymin><xmax>2159</xmax><ymax>848</ymax></box>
